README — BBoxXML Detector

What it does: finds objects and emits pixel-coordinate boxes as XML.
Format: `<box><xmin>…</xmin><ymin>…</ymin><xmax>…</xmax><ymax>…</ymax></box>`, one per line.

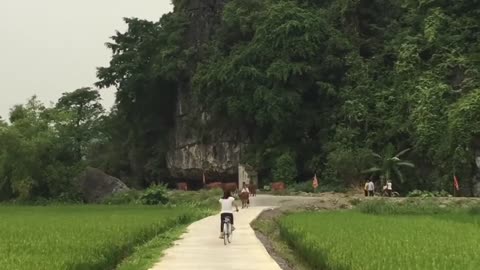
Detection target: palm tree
<box><xmin>364</xmin><ymin>144</ymin><xmax>415</xmax><ymax>186</ymax></box>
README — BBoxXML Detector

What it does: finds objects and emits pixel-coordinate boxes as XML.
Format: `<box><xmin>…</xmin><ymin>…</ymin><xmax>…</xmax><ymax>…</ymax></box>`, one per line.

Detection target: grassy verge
<box><xmin>251</xmin><ymin>209</ymin><xmax>311</xmax><ymax>270</ymax></box>
<box><xmin>116</xmin><ymin>189</ymin><xmax>222</xmax><ymax>270</ymax></box>
<box><xmin>116</xmin><ymin>224</ymin><xmax>188</xmax><ymax>270</ymax></box>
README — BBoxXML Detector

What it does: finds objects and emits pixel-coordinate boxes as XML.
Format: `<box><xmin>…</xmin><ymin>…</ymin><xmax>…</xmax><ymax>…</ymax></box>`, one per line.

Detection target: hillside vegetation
<box><xmin>1</xmin><ymin>0</ymin><xmax>480</xmax><ymax>201</ymax></box>
<box><xmin>97</xmin><ymin>0</ymin><xmax>480</xmax><ymax>192</ymax></box>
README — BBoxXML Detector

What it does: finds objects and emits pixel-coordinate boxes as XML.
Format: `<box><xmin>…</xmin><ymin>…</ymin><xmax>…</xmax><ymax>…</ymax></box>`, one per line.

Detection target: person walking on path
<box><xmin>368</xmin><ymin>180</ymin><xmax>375</xmax><ymax>197</ymax></box>
<box><xmin>219</xmin><ymin>190</ymin><xmax>239</xmax><ymax>238</ymax></box>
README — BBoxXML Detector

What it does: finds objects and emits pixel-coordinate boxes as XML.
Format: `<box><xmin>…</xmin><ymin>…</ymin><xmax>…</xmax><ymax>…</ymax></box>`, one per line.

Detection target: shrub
<box><xmin>139</xmin><ymin>185</ymin><xmax>169</xmax><ymax>205</ymax></box>
<box><xmin>407</xmin><ymin>190</ymin><xmax>450</xmax><ymax>198</ymax></box>
<box><xmin>291</xmin><ymin>181</ymin><xmax>315</xmax><ymax>193</ymax></box>
<box><xmin>102</xmin><ymin>190</ymin><xmax>142</xmax><ymax>205</ymax></box>
<box><xmin>273</xmin><ymin>153</ymin><xmax>297</xmax><ymax>185</ymax></box>
<box><xmin>349</xmin><ymin>198</ymin><xmax>362</xmax><ymax>206</ymax></box>
<box><xmin>168</xmin><ymin>189</ymin><xmax>222</xmax><ymax>210</ymax></box>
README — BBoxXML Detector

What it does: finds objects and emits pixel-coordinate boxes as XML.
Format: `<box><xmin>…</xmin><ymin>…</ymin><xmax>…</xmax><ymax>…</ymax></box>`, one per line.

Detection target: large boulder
<box><xmin>76</xmin><ymin>167</ymin><xmax>130</xmax><ymax>203</ymax></box>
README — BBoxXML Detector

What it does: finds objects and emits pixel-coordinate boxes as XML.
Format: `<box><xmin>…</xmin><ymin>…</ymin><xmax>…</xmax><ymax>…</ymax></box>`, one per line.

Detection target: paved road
<box><xmin>149</xmin><ymin>204</ymin><xmax>282</xmax><ymax>270</ymax></box>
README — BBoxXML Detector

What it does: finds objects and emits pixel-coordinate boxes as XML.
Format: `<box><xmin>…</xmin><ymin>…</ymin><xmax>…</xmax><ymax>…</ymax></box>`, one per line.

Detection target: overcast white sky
<box><xmin>0</xmin><ymin>0</ymin><xmax>173</xmax><ymax>119</ymax></box>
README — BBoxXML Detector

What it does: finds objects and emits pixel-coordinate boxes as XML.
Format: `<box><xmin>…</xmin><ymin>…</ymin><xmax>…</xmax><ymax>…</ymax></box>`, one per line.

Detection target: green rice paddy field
<box><xmin>280</xmin><ymin>211</ymin><xmax>480</xmax><ymax>270</ymax></box>
<box><xmin>0</xmin><ymin>205</ymin><xmax>203</xmax><ymax>270</ymax></box>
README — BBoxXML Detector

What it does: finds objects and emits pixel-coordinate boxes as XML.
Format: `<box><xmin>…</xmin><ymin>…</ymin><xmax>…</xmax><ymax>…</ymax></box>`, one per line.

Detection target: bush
<box><xmin>273</xmin><ymin>153</ymin><xmax>297</xmax><ymax>185</ymax></box>
<box><xmin>291</xmin><ymin>181</ymin><xmax>315</xmax><ymax>193</ymax></box>
<box><xmin>139</xmin><ymin>185</ymin><xmax>169</xmax><ymax>205</ymax></box>
<box><xmin>168</xmin><ymin>189</ymin><xmax>222</xmax><ymax>209</ymax></box>
<box><xmin>407</xmin><ymin>190</ymin><xmax>450</xmax><ymax>198</ymax></box>
<box><xmin>349</xmin><ymin>198</ymin><xmax>362</xmax><ymax>206</ymax></box>
<box><xmin>102</xmin><ymin>190</ymin><xmax>142</xmax><ymax>205</ymax></box>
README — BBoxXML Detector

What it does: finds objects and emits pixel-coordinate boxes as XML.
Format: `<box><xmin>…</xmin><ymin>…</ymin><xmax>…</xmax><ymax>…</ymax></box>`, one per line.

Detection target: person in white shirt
<box><xmin>241</xmin><ymin>182</ymin><xmax>250</xmax><ymax>207</ymax></box>
<box><xmin>219</xmin><ymin>190</ymin><xmax>239</xmax><ymax>238</ymax></box>
<box><xmin>241</xmin><ymin>182</ymin><xmax>250</xmax><ymax>194</ymax></box>
<box><xmin>386</xmin><ymin>180</ymin><xmax>393</xmax><ymax>197</ymax></box>
<box><xmin>368</xmin><ymin>180</ymin><xmax>375</xmax><ymax>196</ymax></box>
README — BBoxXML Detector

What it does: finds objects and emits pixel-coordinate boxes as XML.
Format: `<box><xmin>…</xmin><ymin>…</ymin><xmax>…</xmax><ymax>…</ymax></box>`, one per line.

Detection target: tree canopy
<box><xmin>2</xmin><ymin>0</ymin><xmax>480</xmax><ymax>201</ymax></box>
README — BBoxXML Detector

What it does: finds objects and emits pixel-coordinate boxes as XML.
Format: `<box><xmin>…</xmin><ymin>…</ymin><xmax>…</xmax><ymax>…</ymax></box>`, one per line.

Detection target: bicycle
<box><xmin>223</xmin><ymin>216</ymin><xmax>232</xmax><ymax>245</ymax></box>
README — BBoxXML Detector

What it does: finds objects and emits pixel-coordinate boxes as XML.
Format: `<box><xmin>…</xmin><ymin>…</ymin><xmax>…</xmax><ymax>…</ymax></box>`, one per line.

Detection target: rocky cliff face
<box><xmin>167</xmin><ymin>0</ymin><xmax>245</xmax><ymax>181</ymax></box>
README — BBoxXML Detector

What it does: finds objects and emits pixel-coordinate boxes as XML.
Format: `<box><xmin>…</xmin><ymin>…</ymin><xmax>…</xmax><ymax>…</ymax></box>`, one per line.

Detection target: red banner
<box><xmin>454</xmin><ymin>175</ymin><xmax>459</xmax><ymax>191</ymax></box>
<box><xmin>313</xmin><ymin>174</ymin><xmax>319</xmax><ymax>189</ymax></box>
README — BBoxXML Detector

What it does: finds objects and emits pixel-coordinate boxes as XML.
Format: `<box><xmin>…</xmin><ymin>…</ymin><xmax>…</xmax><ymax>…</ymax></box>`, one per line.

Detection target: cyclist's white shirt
<box><xmin>387</xmin><ymin>182</ymin><xmax>392</xmax><ymax>190</ymax></box>
<box><xmin>219</xmin><ymin>197</ymin><xmax>235</xmax><ymax>213</ymax></box>
<box><xmin>241</xmin><ymin>187</ymin><xmax>250</xmax><ymax>193</ymax></box>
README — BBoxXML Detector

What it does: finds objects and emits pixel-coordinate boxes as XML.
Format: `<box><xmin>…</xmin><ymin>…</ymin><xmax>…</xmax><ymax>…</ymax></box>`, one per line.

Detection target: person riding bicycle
<box><xmin>219</xmin><ymin>190</ymin><xmax>239</xmax><ymax>239</ymax></box>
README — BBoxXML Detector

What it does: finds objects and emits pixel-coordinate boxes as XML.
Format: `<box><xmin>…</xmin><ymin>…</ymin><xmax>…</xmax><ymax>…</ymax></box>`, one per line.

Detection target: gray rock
<box><xmin>75</xmin><ymin>167</ymin><xmax>130</xmax><ymax>203</ymax></box>
<box><xmin>167</xmin><ymin>0</ymin><xmax>246</xmax><ymax>180</ymax></box>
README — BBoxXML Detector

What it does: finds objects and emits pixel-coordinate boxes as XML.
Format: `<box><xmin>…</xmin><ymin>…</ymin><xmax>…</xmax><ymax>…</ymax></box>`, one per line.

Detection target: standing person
<box><xmin>240</xmin><ymin>182</ymin><xmax>250</xmax><ymax>207</ymax></box>
<box><xmin>368</xmin><ymin>180</ymin><xmax>375</xmax><ymax>197</ymax></box>
<box><xmin>386</xmin><ymin>180</ymin><xmax>393</xmax><ymax>197</ymax></box>
<box><xmin>364</xmin><ymin>180</ymin><xmax>369</xmax><ymax>197</ymax></box>
<box><xmin>219</xmin><ymin>190</ymin><xmax>239</xmax><ymax>239</ymax></box>
<box><xmin>241</xmin><ymin>182</ymin><xmax>250</xmax><ymax>194</ymax></box>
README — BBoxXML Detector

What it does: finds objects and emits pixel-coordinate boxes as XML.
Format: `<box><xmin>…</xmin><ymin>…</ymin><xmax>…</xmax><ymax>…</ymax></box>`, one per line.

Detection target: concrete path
<box><xmin>149</xmin><ymin>204</ymin><xmax>281</xmax><ymax>270</ymax></box>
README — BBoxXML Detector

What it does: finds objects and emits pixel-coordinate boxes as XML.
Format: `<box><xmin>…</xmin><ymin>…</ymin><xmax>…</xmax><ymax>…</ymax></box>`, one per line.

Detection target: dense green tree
<box><xmin>273</xmin><ymin>153</ymin><xmax>298</xmax><ymax>185</ymax></box>
<box><xmin>0</xmin><ymin>97</ymin><xmax>84</xmax><ymax>201</ymax></box>
<box><xmin>56</xmin><ymin>87</ymin><xmax>104</xmax><ymax>160</ymax></box>
<box><xmin>95</xmin><ymin>15</ymin><xmax>188</xmax><ymax>186</ymax></box>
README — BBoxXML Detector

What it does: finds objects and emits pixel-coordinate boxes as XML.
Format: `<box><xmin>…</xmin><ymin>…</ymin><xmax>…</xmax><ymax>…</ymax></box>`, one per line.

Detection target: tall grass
<box><xmin>357</xmin><ymin>199</ymin><xmax>452</xmax><ymax>215</ymax></box>
<box><xmin>280</xmin><ymin>212</ymin><xmax>480</xmax><ymax>270</ymax></box>
<box><xmin>0</xmin><ymin>206</ymin><xmax>204</xmax><ymax>270</ymax></box>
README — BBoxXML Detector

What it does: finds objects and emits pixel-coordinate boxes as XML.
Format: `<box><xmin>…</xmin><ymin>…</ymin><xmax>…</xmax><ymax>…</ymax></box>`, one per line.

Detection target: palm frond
<box><xmin>371</xmin><ymin>152</ymin><xmax>382</xmax><ymax>159</ymax></box>
<box><xmin>397</xmin><ymin>161</ymin><xmax>415</xmax><ymax>168</ymax></box>
<box><xmin>362</xmin><ymin>167</ymin><xmax>382</xmax><ymax>173</ymax></box>
<box><xmin>395</xmin><ymin>148</ymin><xmax>411</xmax><ymax>158</ymax></box>
<box><xmin>394</xmin><ymin>167</ymin><xmax>405</xmax><ymax>183</ymax></box>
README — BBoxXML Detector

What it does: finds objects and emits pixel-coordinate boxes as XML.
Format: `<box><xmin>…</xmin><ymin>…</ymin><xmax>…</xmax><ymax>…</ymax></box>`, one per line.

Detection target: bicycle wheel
<box><xmin>223</xmin><ymin>223</ymin><xmax>229</xmax><ymax>245</ymax></box>
<box><xmin>227</xmin><ymin>223</ymin><xmax>232</xmax><ymax>243</ymax></box>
